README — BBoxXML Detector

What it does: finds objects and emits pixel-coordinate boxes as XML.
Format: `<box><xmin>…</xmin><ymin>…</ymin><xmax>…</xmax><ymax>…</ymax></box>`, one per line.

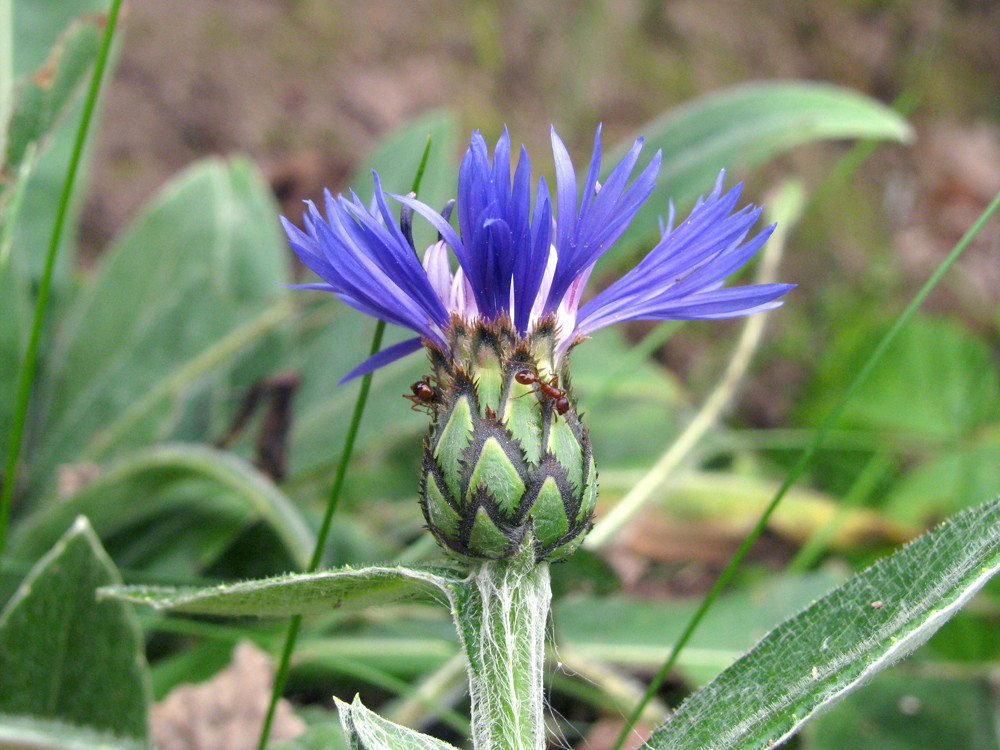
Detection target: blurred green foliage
<box><xmin>2</xmin><ymin>1</ymin><xmax>999</xmax><ymax>748</ymax></box>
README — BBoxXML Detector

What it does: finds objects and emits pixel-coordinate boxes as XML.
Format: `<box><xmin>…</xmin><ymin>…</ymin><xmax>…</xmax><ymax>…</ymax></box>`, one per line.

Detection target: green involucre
<box><xmin>418</xmin><ymin>319</ymin><xmax>596</xmax><ymax>563</ymax></box>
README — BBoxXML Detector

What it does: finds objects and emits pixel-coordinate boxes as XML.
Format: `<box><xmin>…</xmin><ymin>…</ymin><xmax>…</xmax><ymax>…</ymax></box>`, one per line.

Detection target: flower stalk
<box><xmin>458</xmin><ymin>544</ymin><xmax>551</xmax><ymax>750</ymax></box>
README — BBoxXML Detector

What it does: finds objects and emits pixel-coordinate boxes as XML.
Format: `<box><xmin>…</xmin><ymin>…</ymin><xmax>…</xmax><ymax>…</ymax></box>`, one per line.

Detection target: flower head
<box><xmin>281</xmin><ymin>126</ymin><xmax>792</xmax><ymax>564</ymax></box>
<box><xmin>281</xmin><ymin>126</ymin><xmax>793</xmax><ymax>382</ymax></box>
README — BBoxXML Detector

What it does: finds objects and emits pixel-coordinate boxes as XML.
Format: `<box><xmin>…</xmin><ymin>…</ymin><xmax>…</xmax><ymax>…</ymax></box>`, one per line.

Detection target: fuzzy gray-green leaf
<box><xmin>606</xmin><ymin>81</ymin><xmax>914</xmax><ymax>259</ymax></box>
<box><xmin>4</xmin><ymin>17</ymin><xmax>100</xmax><ymax>171</ymax></box>
<box><xmin>101</xmin><ymin>565</ymin><xmax>463</xmax><ymax>617</ymax></box>
<box><xmin>0</xmin><ymin>714</ymin><xmax>148</xmax><ymax>750</ymax></box>
<box><xmin>0</xmin><ymin>517</ymin><xmax>150</xmax><ymax>741</ymax></box>
<box><xmin>29</xmin><ymin>156</ymin><xmax>292</xmax><ymax>495</ymax></box>
<box><xmin>336</xmin><ymin>695</ymin><xmax>460</xmax><ymax>750</ymax></box>
<box><xmin>9</xmin><ymin>443</ymin><xmax>315</xmax><ymax>570</ymax></box>
<box><xmin>645</xmin><ymin>496</ymin><xmax>1000</xmax><ymax>750</ymax></box>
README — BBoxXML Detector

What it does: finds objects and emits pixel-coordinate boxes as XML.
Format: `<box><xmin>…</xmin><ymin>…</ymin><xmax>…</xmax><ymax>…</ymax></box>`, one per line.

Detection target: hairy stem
<box><xmin>459</xmin><ymin>547</ymin><xmax>550</xmax><ymax>750</ymax></box>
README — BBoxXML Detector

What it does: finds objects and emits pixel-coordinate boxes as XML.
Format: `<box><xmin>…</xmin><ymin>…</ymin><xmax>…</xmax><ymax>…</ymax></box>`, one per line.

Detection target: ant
<box><xmin>405</xmin><ymin>377</ymin><xmax>439</xmax><ymax>412</ymax></box>
<box><xmin>514</xmin><ymin>368</ymin><xmax>570</xmax><ymax>415</ymax></box>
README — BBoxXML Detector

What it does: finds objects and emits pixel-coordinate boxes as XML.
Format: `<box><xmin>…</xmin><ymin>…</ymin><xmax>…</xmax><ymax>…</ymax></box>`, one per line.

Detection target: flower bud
<box><xmin>417</xmin><ymin>318</ymin><xmax>597</xmax><ymax>563</ymax></box>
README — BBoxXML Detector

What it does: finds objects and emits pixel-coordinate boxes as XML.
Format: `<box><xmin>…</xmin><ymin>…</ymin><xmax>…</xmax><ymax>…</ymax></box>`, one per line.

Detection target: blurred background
<box><xmin>6</xmin><ymin>1</ymin><xmax>1000</xmax><ymax>748</ymax></box>
<box><xmin>83</xmin><ymin>0</ymin><xmax>1000</xmax><ymax>425</ymax></box>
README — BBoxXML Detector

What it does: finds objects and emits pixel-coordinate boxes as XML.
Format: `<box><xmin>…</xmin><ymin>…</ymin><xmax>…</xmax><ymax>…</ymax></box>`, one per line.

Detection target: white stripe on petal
<box><xmin>528</xmin><ymin>245</ymin><xmax>559</xmax><ymax>329</ymax></box>
<box><xmin>422</xmin><ymin>240</ymin><xmax>453</xmax><ymax>307</ymax></box>
<box><xmin>553</xmin><ymin>263</ymin><xmax>591</xmax><ymax>355</ymax></box>
<box><xmin>450</xmin><ymin>266</ymin><xmax>478</xmax><ymax>319</ymax></box>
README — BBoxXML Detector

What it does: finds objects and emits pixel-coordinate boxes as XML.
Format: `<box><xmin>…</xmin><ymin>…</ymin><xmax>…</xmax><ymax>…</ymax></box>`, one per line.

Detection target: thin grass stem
<box><xmin>255</xmin><ymin>322</ymin><xmax>384</xmax><ymax>750</ymax></box>
<box><xmin>586</xmin><ymin>180</ymin><xmax>799</xmax><ymax>550</ymax></box>
<box><xmin>256</xmin><ymin>136</ymin><xmax>434</xmax><ymax>750</ymax></box>
<box><xmin>610</xmin><ymin>188</ymin><xmax>1000</xmax><ymax>750</ymax></box>
<box><xmin>0</xmin><ymin>0</ymin><xmax>122</xmax><ymax>573</ymax></box>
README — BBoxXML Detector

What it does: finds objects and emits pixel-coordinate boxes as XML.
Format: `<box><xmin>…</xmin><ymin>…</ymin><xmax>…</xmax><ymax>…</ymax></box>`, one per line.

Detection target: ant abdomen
<box><xmin>514</xmin><ymin>368</ymin><xmax>570</xmax><ymax>415</ymax></box>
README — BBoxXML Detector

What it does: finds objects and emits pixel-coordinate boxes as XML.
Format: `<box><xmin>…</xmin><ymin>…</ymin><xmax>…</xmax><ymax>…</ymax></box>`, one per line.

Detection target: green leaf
<box><xmin>4</xmin><ymin>16</ymin><xmax>101</xmax><ymax>171</ymax></box>
<box><xmin>606</xmin><ymin>81</ymin><xmax>913</xmax><ymax>258</ymax></box>
<box><xmin>0</xmin><ymin>714</ymin><xmax>147</xmax><ymax>750</ymax></box>
<box><xmin>801</xmin><ymin>313</ymin><xmax>1000</xmax><ymax>523</ymax></box>
<box><xmin>0</xmin><ymin>517</ymin><xmax>150</xmax><ymax>740</ymax></box>
<box><xmin>270</xmin><ymin>719</ymin><xmax>348</xmax><ymax>750</ymax></box>
<box><xmin>336</xmin><ymin>695</ymin><xmax>460</xmax><ymax>750</ymax></box>
<box><xmin>9</xmin><ymin>443</ymin><xmax>315</xmax><ymax>570</ymax></box>
<box><xmin>102</xmin><ymin>564</ymin><xmax>463</xmax><ymax>617</ymax></box>
<box><xmin>13</xmin><ymin>0</ymin><xmax>108</xmax><ymax>78</ymax></box>
<box><xmin>885</xmin><ymin>437</ymin><xmax>1000</xmax><ymax>525</ymax></box>
<box><xmin>644</xmin><ymin>496</ymin><xmax>1000</xmax><ymax>750</ymax></box>
<box><xmin>806</xmin><ymin>671</ymin><xmax>1000</xmax><ymax>750</ymax></box>
<box><xmin>807</xmin><ymin>314</ymin><xmax>999</xmax><ymax>442</ymax></box>
<box><xmin>29</xmin><ymin>156</ymin><xmax>292</xmax><ymax>494</ymax></box>
<box><xmin>9</xmin><ymin>0</ymin><xmax>113</xmax><ymax>285</ymax></box>
<box><xmin>554</xmin><ymin>572</ymin><xmax>843</xmax><ymax>687</ymax></box>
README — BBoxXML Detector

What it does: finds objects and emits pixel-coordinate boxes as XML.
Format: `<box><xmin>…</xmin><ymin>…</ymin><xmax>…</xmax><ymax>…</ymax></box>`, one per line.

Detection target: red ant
<box><xmin>514</xmin><ymin>368</ymin><xmax>570</xmax><ymax>415</ymax></box>
<box><xmin>405</xmin><ymin>377</ymin><xmax>439</xmax><ymax>412</ymax></box>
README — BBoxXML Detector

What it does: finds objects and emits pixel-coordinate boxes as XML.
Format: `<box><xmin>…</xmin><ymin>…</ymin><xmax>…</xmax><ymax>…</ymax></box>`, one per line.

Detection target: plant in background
<box><xmin>101</xmin><ymin>125</ymin><xmax>1000</xmax><ymax>750</ymax></box>
<box><xmin>4</xmin><ymin>5</ymin><xmax>1000</xmax><ymax>748</ymax></box>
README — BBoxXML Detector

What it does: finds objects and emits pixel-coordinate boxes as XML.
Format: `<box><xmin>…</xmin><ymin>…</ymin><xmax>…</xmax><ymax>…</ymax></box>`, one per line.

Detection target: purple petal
<box><xmin>545</xmin><ymin>133</ymin><xmax>660</xmax><ymax>312</ymax></box>
<box><xmin>579</xmin><ymin>124</ymin><xmax>603</xmax><ymax>216</ymax></box>
<box><xmin>642</xmin><ymin>284</ymin><xmax>795</xmax><ymax>320</ymax></box>
<box><xmin>550</xmin><ymin>127</ymin><xmax>579</xmax><ymax>263</ymax></box>
<box><xmin>337</xmin><ymin>337</ymin><xmax>426</xmax><ymax>384</ymax></box>
<box><xmin>575</xmin><ymin>172</ymin><xmax>792</xmax><ymax>335</ymax></box>
<box><xmin>391</xmin><ymin>193</ymin><xmax>465</xmax><ymax>267</ymax></box>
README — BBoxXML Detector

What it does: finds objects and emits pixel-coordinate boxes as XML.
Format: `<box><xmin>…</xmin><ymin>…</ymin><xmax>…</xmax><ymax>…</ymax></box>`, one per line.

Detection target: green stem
<box><xmin>0</xmin><ymin>0</ymin><xmax>122</xmax><ymax>573</ymax></box>
<box><xmin>610</xmin><ymin>186</ymin><xmax>1000</xmax><ymax>750</ymax></box>
<box><xmin>257</xmin><ymin>133</ymin><xmax>435</xmax><ymax>750</ymax></box>
<box><xmin>460</xmin><ymin>547</ymin><xmax>550</xmax><ymax>750</ymax></box>
<box><xmin>256</xmin><ymin>320</ymin><xmax>385</xmax><ymax>750</ymax></box>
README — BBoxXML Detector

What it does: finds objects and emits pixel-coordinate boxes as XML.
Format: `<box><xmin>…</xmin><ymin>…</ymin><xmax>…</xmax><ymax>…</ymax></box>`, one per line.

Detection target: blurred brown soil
<box><xmin>85</xmin><ymin>0</ymin><xmax>1000</xmax><ymax>261</ymax></box>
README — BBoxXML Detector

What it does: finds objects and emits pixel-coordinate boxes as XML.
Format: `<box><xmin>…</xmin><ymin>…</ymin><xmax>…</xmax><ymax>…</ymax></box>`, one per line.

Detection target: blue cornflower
<box><xmin>281</xmin><ymin>126</ymin><xmax>792</xmax><ymax>381</ymax></box>
<box><xmin>282</xmin><ymin>126</ymin><xmax>793</xmax><ymax>563</ymax></box>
